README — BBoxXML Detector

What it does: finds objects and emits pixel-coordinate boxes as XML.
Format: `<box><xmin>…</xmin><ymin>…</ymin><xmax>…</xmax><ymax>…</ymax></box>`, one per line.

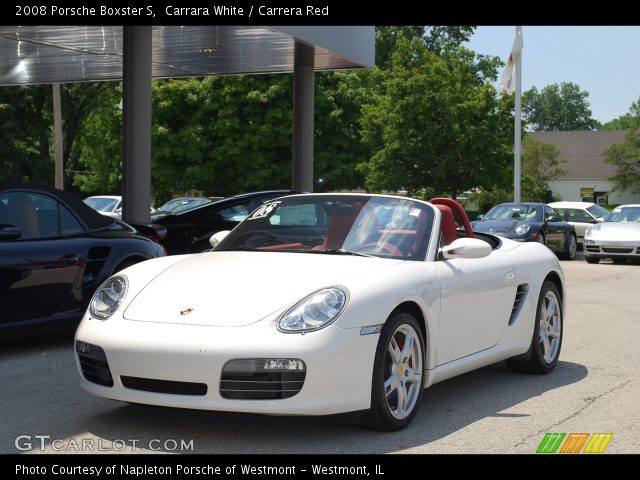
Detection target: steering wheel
<box><xmin>356</xmin><ymin>242</ymin><xmax>404</xmax><ymax>257</ymax></box>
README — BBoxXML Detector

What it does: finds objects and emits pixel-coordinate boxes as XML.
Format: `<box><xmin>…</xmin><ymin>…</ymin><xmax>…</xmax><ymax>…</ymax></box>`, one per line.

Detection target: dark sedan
<box><xmin>157</xmin><ymin>190</ymin><xmax>300</xmax><ymax>254</ymax></box>
<box><xmin>0</xmin><ymin>182</ymin><xmax>165</xmax><ymax>339</ymax></box>
<box><xmin>472</xmin><ymin>202</ymin><xmax>577</xmax><ymax>260</ymax></box>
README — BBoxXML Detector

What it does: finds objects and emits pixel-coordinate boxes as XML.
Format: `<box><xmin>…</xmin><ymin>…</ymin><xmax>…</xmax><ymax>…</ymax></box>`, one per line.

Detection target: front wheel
<box><xmin>585</xmin><ymin>256</ymin><xmax>600</xmax><ymax>264</ymax></box>
<box><xmin>361</xmin><ymin>312</ymin><xmax>425</xmax><ymax>431</ymax></box>
<box><xmin>506</xmin><ymin>280</ymin><xmax>563</xmax><ymax>374</ymax></box>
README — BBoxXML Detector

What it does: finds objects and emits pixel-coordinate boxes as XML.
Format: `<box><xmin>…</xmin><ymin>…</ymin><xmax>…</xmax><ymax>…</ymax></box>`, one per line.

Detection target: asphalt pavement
<box><xmin>1</xmin><ymin>253</ymin><xmax>638</xmax><ymax>454</ymax></box>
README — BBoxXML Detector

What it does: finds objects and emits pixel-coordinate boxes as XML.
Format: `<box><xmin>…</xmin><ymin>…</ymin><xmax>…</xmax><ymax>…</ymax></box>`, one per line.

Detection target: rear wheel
<box><xmin>585</xmin><ymin>256</ymin><xmax>600</xmax><ymax>264</ymax></box>
<box><xmin>562</xmin><ymin>234</ymin><xmax>577</xmax><ymax>260</ymax></box>
<box><xmin>361</xmin><ymin>312</ymin><xmax>425</xmax><ymax>431</ymax></box>
<box><xmin>507</xmin><ymin>280</ymin><xmax>563</xmax><ymax>374</ymax></box>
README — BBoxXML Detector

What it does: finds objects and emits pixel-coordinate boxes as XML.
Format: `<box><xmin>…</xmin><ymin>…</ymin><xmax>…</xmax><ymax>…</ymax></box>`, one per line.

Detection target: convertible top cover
<box><xmin>0</xmin><ymin>181</ymin><xmax>115</xmax><ymax>231</ymax></box>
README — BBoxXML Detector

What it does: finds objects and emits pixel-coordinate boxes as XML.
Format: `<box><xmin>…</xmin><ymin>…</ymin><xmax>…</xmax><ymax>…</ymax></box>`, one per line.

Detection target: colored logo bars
<box><xmin>537</xmin><ymin>433</ymin><xmax>613</xmax><ymax>454</ymax></box>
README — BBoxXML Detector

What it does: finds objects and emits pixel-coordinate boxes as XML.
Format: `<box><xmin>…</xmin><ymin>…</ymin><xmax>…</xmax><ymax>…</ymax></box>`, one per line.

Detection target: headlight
<box><xmin>89</xmin><ymin>275</ymin><xmax>128</xmax><ymax>319</ymax></box>
<box><xmin>278</xmin><ymin>288</ymin><xmax>347</xmax><ymax>333</ymax></box>
<box><xmin>585</xmin><ymin>224</ymin><xmax>601</xmax><ymax>237</ymax></box>
<box><xmin>515</xmin><ymin>224</ymin><xmax>531</xmax><ymax>236</ymax></box>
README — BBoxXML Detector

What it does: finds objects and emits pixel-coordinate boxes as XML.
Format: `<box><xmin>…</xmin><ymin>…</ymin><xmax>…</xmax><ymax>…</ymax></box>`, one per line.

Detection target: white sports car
<box><xmin>584</xmin><ymin>204</ymin><xmax>640</xmax><ymax>264</ymax></box>
<box><xmin>75</xmin><ymin>194</ymin><xmax>566</xmax><ymax>431</ymax></box>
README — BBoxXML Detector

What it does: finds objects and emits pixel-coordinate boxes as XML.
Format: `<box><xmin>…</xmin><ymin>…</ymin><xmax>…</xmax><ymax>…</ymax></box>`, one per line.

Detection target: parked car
<box><xmin>156</xmin><ymin>190</ymin><xmax>300</xmax><ymax>255</ymax></box>
<box><xmin>548</xmin><ymin>201</ymin><xmax>609</xmax><ymax>242</ymax></box>
<box><xmin>76</xmin><ymin>194</ymin><xmax>565</xmax><ymax>431</ymax></box>
<box><xmin>472</xmin><ymin>202</ymin><xmax>577</xmax><ymax>260</ymax></box>
<box><xmin>0</xmin><ymin>182</ymin><xmax>165</xmax><ymax>339</ymax></box>
<box><xmin>150</xmin><ymin>196</ymin><xmax>224</xmax><ymax>221</ymax></box>
<box><xmin>83</xmin><ymin>195</ymin><xmax>121</xmax><ymax>218</ymax></box>
<box><xmin>584</xmin><ymin>204</ymin><xmax>640</xmax><ymax>264</ymax></box>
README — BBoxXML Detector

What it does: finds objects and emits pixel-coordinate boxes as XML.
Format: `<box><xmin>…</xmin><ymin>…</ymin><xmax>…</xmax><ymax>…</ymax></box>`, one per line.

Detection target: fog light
<box><xmin>75</xmin><ymin>341</ymin><xmax>91</xmax><ymax>354</ymax></box>
<box><xmin>263</xmin><ymin>359</ymin><xmax>305</xmax><ymax>371</ymax></box>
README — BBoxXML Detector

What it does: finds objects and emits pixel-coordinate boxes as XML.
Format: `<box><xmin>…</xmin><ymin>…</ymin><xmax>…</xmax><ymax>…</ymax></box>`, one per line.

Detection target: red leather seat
<box><xmin>435</xmin><ymin>204</ymin><xmax>458</xmax><ymax>245</ymax></box>
<box><xmin>314</xmin><ymin>202</ymin><xmax>363</xmax><ymax>250</ymax></box>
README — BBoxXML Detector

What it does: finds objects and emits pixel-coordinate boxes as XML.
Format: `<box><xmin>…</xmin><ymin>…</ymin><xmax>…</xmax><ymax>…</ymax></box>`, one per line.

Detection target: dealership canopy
<box><xmin>0</xmin><ymin>25</ymin><xmax>374</xmax><ymax>222</ymax></box>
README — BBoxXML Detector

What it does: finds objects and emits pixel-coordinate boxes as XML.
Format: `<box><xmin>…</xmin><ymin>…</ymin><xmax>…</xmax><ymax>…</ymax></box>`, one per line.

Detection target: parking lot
<box><xmin>2</xmin><ymin>253</ymin><xmax>639</xmax><ymax>454</ymax></box>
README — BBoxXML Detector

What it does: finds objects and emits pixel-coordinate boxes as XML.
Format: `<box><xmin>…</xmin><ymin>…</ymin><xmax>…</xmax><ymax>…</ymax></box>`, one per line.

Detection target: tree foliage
<box><xmin>524</xmin><ymin>82</ymin><xmax>600</xmax><ymax>131</ymax></box>
<box><xmin>470</xmin><ymin>136</ymin><xmax>567</xmax><ymax>211</ymax></box>
<box><xmin>359</xmin><ymin>36</ymin><xmax>512</xmax><ymax>199</ymax></box>
<box><xmin>602</xmin><ymin>95</ymin><xmax>640</xmax><ymax>130</ymax></box>
<box><xmin>604</xmin><ymin>125</ymin><xmax>640</xmax><ymax>194</ymax></box>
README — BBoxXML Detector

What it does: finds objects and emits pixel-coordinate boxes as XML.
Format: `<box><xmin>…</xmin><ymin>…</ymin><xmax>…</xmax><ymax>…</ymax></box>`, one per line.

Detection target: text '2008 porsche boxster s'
<box><xmin>75</xmin><ymin>194</ymin><xmax>566</xmax><ymax>431</ymax></box>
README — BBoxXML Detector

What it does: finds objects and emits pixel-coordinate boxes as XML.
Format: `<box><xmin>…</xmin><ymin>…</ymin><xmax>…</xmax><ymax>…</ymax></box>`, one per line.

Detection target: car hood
<box><xmin>123</xmin><ymin>251</ymin><xmax>403</xmax><ymax>327</ymax></box>
<box><xmin>590</xmin><ymin>222</ymin><xmax>640</xmax><ymax>238</ymax></box>
<box><xmin>473</xmin><ymin>219</ymin><xmax>529</xmax><ymax>234</ymax></box>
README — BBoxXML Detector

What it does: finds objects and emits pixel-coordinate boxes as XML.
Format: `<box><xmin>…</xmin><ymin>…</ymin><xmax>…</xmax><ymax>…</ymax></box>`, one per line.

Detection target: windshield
<box><xmin>84</xmin><ymin>197</ymin><xmax>118</xmax><ymax>212</ymax></box>
<box><xmin>586</xmin><ymin>204</ymin><xmax>610</xmax><ymax>219</ymax></box>
<box><xmin>159</xmin><ymin>198</ymin><xmax>212</xmax><ymax>213</ymax></box>
<box><xmin>216</xmin><ymin>195</ymin><xmax>435</xmax><ymax>261</ymax></box>
<box><xmin>605</xmin><ymin>206</ymin><xmax>640</xmax><ymax>222</ymax></box>
<box><xmin>484</xmin><ymin>204</ymin><xmax>542</xmax><ymax>222</ymax></box>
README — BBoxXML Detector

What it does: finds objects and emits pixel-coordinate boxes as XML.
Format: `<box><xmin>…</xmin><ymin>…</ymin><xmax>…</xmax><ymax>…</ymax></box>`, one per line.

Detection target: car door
<box><xmin>543</xmin><ymin>206</ymin><xmax>566</xmax><ymax>250</ymax></box>
<box><xmin>435</xmin><ymin>235</ymin><xmax>517</xmax><ymax>365</ymax></box>
<box><xmin>566</xmin><ymin>208</ymin><xmax>596</xmax><ymax>240</ymax></box>
<box><xmin>0</xmin><ymin>191</ymin><xmax>83</xmax><ymax>325</ymax></box>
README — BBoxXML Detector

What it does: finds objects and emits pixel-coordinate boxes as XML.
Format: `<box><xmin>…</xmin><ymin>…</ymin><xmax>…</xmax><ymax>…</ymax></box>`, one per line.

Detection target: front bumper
<box><xmin>584</xmin><ymin>239</ymin><xmax>640</xmax><ymax>258</ymax></box>
<box><xmin>75</xmin><ymin>313</ymin><xmax>379</xmax><ymax>415</ymax></box>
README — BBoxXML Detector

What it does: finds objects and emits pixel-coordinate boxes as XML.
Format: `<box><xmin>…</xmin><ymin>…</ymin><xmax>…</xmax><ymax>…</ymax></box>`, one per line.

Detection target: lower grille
<box><xmin>585</xmin><ymin>246</ymin><xmax>601</xmax><ymax>253</ymax></box>
<box><xmin>220</xmin><ymin>358</ymin><xmax>306</xmax><ymax>400</ymax></box>
<box><xmin>602</xmin><ymin>247</ymin><xmax>634</xmax><ymax>254</ymax></box>
<box><xmin>121</xmin><ymin>376</ymin><xmax>207</xmax><ymax>396</ymax></box>
<box><xmin>76</xmin><ymin>341</ymin><xmax>113</xmax><ymax>387</ymax></box>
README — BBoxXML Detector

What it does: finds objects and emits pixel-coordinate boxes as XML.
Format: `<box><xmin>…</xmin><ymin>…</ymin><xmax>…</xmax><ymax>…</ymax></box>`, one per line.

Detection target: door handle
<box><xmin>59</xmin><ymin>254</ymin><xmax>80</xmax><ymax>266</ymax></box>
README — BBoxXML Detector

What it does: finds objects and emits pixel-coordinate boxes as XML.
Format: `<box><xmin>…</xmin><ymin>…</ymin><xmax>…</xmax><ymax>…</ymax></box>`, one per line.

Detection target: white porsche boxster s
<box><xmin>75</xmin><ymin>194</ymin><xmax>566</xmax><ymax>431</ymax></box>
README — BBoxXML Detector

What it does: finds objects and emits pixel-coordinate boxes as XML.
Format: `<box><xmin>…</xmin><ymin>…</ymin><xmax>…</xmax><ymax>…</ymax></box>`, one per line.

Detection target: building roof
<box><xmin>529</xmin><ymin>130</ymin><xmax>627</xmax><ymax>180</ymax></box>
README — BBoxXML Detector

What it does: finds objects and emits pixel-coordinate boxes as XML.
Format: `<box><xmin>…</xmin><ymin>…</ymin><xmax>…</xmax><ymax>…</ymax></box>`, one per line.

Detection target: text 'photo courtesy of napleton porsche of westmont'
<box><xmin>1</xmin><ymin>20</ymin><xmax>639</xmax><ymax>463</ymax></box>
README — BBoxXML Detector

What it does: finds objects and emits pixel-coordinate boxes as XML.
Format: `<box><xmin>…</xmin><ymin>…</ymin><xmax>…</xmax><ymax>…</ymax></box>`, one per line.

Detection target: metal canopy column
<box><xmin>292</xmin><ymin>42</ymin><xmax>315</xmax><ymax>193</ymax></box>
<box><xmin>122</xmin><ymin>26</ymin><xmax>152</xmax><ymax>223</ymax></box>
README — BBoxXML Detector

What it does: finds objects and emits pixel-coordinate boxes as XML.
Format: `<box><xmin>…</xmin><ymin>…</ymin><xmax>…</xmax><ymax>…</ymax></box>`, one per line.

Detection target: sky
<box><xmin>465</xmin><ymin>26</ymin><xmax>640</xmax><ymax>124</ymax></box>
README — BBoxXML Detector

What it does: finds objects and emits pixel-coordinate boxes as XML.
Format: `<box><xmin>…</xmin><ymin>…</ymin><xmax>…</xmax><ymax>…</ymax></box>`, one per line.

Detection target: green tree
<box><xmin>602</xmin><ymin>96</ymin><xmax>640</xmax><ymax>130</ymax></box>
<box><xmin>604</xmin><ymin>125</ymin><xmax>640</xmax><ymax>194</ymax></box>
<box><xmin>470</xmin><ymin>136</ymin><xmax>567</xmax><ymax>211</ymax></box>
<box><xmin>359</xmin><ymin>37</ymin><xmax>512</xmax><ymax>199</ymax></box>
<box><xmin>524</xmin><ymin>82</ymin><xmax>600</xmax><ymax>131</ymax></box>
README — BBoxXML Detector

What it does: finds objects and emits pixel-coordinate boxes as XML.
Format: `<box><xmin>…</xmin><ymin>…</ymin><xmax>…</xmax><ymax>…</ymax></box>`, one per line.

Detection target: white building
<box><xmin>530</xmin><ymin>130</ymin><xmax>639</xmax><ymax>205</ymax></box>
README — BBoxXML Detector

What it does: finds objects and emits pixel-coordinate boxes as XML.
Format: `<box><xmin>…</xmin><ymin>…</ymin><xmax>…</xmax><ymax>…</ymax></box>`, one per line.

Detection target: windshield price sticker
<box><xmin>249</xmin><ymin>201</ymin><xmax>281</xmax><ymax>220</ymax></box>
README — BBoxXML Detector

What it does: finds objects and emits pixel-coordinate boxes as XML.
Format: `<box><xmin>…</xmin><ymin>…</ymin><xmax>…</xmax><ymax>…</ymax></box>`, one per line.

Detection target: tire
<box><xmin>506</xmin><ymin>280</ymin><xmax>563</xmax><ymax>374</ymax></box>
<box><xmin>361</xmin><ymin>311</ymin><xmax>425</xmax><ymax>431</ymax></box>
<box><xmin>585</xmin><ymin>256</ymin><xmax>600</xmax><ymax>264</ymax></box>
<box><xmin>562</xmin><ymin>234</ymin><xmax>577</xmax><ymax>260</ymax></box>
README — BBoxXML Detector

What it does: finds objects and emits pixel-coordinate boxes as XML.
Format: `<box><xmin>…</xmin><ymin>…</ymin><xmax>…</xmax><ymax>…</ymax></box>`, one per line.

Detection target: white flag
<box><xmin>500</xmin><ymin>32</ymin><xmax>523</xmax><ymax>95</ymax></box>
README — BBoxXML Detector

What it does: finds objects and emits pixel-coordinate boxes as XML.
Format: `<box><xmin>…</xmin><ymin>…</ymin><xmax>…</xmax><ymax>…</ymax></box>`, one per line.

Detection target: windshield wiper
<box><xmin>302</xmin><ymin>248</ymin><xmax>373</xmax><ymax>257</ymax></box>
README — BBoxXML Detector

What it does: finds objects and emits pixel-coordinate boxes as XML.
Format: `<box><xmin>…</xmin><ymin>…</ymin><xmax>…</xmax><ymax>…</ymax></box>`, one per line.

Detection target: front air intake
<box><xmin>220</xmin><ymin>358</ymin><xmax>306</xmax><ymax>400</ymax></box>
<box><xmin>509</xmin><ymin>284</ymin><xmax>529</xmax><ymax>325</ymax></box>
<box><xmin>76</xmin><ymin>341</ymin><xmax>113</xmax><ymax>387</ymax></box>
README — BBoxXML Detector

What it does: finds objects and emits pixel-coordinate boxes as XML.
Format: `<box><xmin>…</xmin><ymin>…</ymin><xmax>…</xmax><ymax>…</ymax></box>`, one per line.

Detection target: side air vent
<box><xmin>509</xmin><ymin>284</ymin><xmax>529</xmax><ymax>325</ymax></box>
<box><xmin>82</xmin><ymin>246</ymin><xmax>111</xmax><ymax>283</ymax></box>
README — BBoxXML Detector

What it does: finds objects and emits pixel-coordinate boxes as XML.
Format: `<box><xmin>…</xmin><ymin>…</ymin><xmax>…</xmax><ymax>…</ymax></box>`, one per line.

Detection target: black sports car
<box><xmin>157</xmin><ymin>190</ymin><xmax>301</xmax><ymax>254</ymax></box>
<box><xmin>472</xmin><ymin>202</ymin><xmax>577</xmax><ymax>260</ymax></box>
<box><xmin>0</xmin><ymin>182</ymin><xmax>165</xmax><ymax>339</ymax></box>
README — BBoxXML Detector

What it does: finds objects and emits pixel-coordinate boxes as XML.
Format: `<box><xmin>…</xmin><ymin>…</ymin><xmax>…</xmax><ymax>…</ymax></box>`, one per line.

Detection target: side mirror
<box><xmin>476</xmin><ymin>214</ymin><xmax>484</xmax><ymax>221</ymax></box>
<box><xmin>546</xmin><ymin>215</ymin><xmax>561</xmax><ymax>223</ymax></box>
<box><xmin>209</xmin><ymin>230</ymin><xmax>230</xmax><ymax>249</ymax></box>
<box><xmin>441</xmin><ymin>237</ymin><xmax>491</xmax><ymax>260</ymax></box>
<box><xmin>0</xmin><ymin>225</ymin><xmax>22</xmax><ymax>241</ymax></box>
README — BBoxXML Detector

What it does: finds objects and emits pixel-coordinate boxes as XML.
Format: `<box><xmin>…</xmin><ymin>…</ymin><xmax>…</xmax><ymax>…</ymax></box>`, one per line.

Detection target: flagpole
<box><xmin>514</xmin><ymin>26</ymin><xmax>523</xmax><ymax>202</ymax></box>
